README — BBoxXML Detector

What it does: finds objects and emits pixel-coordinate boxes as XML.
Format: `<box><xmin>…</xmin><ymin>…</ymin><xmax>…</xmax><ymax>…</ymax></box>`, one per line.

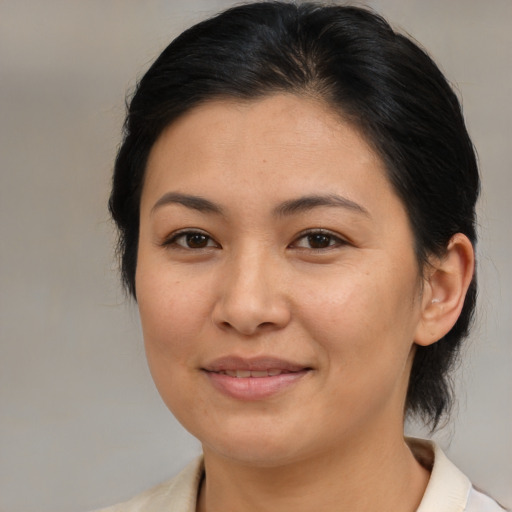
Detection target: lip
<box><xmin>202</xmin><ymin>356</ymin><xmax>312</xmax><ymax>401</ymax></box>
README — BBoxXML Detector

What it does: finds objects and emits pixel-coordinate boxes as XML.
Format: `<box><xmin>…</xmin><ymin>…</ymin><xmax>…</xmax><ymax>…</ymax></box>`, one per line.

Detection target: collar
<box><xmin>407</xmin><ymin>437</ymin><xmax>472</xmax><ymax>512</ymax></box>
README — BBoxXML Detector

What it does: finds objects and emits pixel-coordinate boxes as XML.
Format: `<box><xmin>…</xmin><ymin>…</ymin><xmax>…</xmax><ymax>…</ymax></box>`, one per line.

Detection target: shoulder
<box><xmin>407</xmin><ymin>438</ymin><xmax>507</xmax><ymax>512</ymax></box>
<box><xmin>93</xmin><ymin>457</ymin><xmax>204</xmax><ymax>512</ymax></box>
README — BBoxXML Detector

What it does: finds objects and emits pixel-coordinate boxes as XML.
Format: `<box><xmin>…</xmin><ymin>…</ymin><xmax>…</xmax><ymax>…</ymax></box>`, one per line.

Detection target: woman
<box><xmin>99</xmin><ymin>2</ymin><xmax>505</xmax><ymax>511</ymax></box>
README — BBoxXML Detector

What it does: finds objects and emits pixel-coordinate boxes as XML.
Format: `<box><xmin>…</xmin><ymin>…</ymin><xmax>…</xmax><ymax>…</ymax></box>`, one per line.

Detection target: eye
<box><xmin>163</xmin><ymin>230</ymin><xmax>219</xmax><ymax>250</ymax></box>
<box><xmin>291</xmin><ymin>230</ymin><xmax>346</xmax><ymax>250</ymax></box>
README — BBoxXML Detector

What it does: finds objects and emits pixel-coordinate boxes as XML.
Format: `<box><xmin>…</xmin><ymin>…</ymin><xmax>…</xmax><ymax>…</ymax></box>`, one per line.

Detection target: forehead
<box><xmin>155</xmin><ymin>94</ymin><xmax>369</xmax><ymax>149</ymax></box>
<box><xmin>143</xmin><ymin>94</ymin><xmax>391</xmax><ymax>200</ymax></box>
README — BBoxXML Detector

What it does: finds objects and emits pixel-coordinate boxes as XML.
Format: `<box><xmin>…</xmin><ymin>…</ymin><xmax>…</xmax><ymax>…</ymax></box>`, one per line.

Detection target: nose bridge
<box><xmin>213</xmin><ymin>241</ymin><xmax>290</xmax><ymax>335</ymax></box>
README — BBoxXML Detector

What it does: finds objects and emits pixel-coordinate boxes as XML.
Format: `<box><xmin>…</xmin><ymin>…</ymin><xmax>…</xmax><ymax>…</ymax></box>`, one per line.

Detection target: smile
<box><xmin>213</xmin><ymin>369</ymin><xmax>295</xmax><ymax>378</ymax></box>
<box><xmin>202</xmin><ymin>357</ymin><xmax>311</xmax><ymax>400</ymax></box>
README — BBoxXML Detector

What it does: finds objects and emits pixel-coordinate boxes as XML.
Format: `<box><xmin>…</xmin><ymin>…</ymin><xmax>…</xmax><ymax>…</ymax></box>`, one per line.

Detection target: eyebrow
<box><xmin>151</xmin><ymin>192</ymin><xmax>224</xmax><ymax>216</ymax></box>
<box><xmin>273</xmin><ymin>194</ymin><xmax>370</xmax><ymax>217</ymax></box>
<box><xmin>151</xmin><ymin>191</ymin><xmax>369</xmax><ymax>218</ymax></box>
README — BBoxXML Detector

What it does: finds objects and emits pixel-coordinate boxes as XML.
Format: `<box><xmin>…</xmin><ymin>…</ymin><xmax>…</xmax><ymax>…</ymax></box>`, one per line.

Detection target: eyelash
<box><xmin>162</xmin><ymin>228</ymin><xmax>348</xmax><ymax>252</ymax></box>
<box><xmin>162</xmin><ymin>230</ymin><xmax>220</xmax><ymax>250</ymax></box>
<box><xmin>290</xmin><ymin>229</ymin><xmax>348</xmax><ymax>250</ymax></box>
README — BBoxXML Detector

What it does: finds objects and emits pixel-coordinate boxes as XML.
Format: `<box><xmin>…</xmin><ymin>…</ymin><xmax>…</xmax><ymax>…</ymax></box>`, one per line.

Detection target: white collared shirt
<box><xmin>407</xmin><ymin>438</ymin><xmax>506</xmax><ymax>512</ymax></box>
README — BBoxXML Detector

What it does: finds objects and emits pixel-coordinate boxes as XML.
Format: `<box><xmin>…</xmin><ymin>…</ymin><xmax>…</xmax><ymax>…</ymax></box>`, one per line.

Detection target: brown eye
<box><xmin>307</xmin><ymin>233</ymin><xmax>333</xmax><ymax>249</ymax></box>
<box><xmin>292</xmin><ymin>230</ymin><xmax>346</xmax><ymax>250</ymax></box>
<box><xmin>164</xmin><ymin>230</ymin><xmax>219</xmax><ymax>249</ymax></box>
<box><xmin>185</xmin><ymin>233</ymin><xmax>210</xmax><ymax>248</ymax></box>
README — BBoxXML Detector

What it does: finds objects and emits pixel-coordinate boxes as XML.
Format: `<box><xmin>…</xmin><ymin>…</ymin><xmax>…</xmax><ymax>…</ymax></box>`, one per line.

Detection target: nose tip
<box><xmin>211</xmin><ymin>262</ymin><xmax>291</xmax><ymax>336</ymax></box>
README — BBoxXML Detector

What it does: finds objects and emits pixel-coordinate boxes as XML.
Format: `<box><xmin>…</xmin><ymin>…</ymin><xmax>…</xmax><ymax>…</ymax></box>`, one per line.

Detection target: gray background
<box><xmin>0</xmin><ymin>1</ymin><xmax>510</xmax><ymax>511</ymax></box>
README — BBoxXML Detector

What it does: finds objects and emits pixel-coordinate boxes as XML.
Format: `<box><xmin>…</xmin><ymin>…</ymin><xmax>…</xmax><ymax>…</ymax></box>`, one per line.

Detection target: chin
<box><xmin>190</xmin><ymin>414</ymin><xmax>324</xmax><ymax>468</ymax></box>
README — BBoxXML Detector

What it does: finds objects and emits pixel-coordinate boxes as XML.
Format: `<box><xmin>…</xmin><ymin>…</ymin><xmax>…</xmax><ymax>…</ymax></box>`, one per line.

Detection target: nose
<box><xmin>211</xmin><ymin>248</ymin><xmax>291</xmax><ymax>336</ymax></box>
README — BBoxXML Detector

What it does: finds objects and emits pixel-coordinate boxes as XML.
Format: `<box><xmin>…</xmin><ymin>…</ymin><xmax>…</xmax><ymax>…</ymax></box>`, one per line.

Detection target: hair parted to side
<box><xmin>109</xmin><ymin>2</ymin><xmax>479</xmax><ymax>429</ymax></box>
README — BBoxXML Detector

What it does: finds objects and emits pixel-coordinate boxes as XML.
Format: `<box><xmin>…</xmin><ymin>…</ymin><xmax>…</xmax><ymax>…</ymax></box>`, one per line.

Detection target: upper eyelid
<box><xmin>168</xmin><ymin>228</ymin><xmax>210</xmax><ymax>237</ymax></box>
<box><xmin>162</xmin><ymin>228</ymin><xmax>218</xmax><ymax>246</ymax></box>
<box><xmin>292</xmin><ymin>228</ymin><xmax>347</xmax><ymax>242</ymax></box>
<box><xmin>287</xmin><ymin>230</ymin><xmax>350</xmax><ymax>252</ymax></box>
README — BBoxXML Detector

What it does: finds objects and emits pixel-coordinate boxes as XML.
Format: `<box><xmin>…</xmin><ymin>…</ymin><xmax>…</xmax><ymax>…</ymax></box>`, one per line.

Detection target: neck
<box><xmin>197</xmin><ymin>428</ymin><xmax>430</xmax><ymax>512</ymax></box>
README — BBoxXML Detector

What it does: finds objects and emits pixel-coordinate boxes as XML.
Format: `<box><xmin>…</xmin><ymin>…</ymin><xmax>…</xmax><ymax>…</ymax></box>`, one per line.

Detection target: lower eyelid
<box><xmin>291</xmin><ymin>231</ymin><xmax>347</xmax><ymax>249</ymax></box>
<box><xmin>161</xmin><ymin>230</ymin><xmax>218</xmax><ymax>248</ymax></box>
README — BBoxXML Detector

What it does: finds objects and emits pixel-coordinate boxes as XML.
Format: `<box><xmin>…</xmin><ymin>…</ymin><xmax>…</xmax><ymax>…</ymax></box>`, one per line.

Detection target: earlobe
<box><xmin>414</xmin><ymin>233</ymin><xmax>475</xmax><ymax>347</ymax></box>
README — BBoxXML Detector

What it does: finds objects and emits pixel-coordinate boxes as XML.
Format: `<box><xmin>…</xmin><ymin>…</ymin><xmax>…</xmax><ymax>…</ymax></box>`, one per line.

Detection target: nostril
<box><xmin>216</xmin><ymin>319</ymin><xmax>282</xmax><ymax>336</ymax></box>
<box><xmin>258</xmin><ymin>321</ymin><xmax>277</xmax><ymax>330</ymax></box>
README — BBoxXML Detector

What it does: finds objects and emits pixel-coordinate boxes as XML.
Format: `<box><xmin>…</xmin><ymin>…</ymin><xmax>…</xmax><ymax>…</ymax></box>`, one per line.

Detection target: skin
<box><xmin>135</xmin><ymin>94</ymin><xmax>473</xmax><ymax>512</ymax></box>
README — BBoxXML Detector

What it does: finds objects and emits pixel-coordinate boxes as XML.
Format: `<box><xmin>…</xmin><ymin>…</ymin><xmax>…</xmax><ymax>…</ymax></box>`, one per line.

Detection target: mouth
<box><xmin>212</xmin><ymin>368</ymin><xmax>300</xmax><ymax>378</ymax></box>
<box><xmin>202</xmin><ymin>356</ymin><xmax>312</xmax><ymax>400</ymax></box>
<box><xmin>203</xmin><ymin>356</ymin><xmax>310</xmax><ymax>373</ymax></box>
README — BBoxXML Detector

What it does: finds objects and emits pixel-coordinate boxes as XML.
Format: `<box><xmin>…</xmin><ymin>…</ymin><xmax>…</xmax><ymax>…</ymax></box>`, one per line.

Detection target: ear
<box><xmin>414</xmin><ymin>233</ymin><xmax>475</xmax><ymax>347</ymax></box>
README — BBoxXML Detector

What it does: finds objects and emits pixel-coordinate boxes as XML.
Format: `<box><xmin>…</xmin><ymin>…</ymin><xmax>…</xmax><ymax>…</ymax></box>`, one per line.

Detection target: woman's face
<box><xmin>136</xmin><ymin>95</ymin><xmax>426</xmax><ymax>466</ymax></box>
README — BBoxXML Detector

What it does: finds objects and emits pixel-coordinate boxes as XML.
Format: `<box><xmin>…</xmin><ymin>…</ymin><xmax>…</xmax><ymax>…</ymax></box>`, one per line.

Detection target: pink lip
<box><xmin>202</xmin><ymin>356</ymin><xmax>311</xmax><ymax>401</ymax></box>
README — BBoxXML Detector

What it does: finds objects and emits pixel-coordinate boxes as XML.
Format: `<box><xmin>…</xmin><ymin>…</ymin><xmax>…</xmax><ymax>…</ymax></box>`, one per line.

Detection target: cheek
<box><xmin>136</xmin><ymin>265</ymin><xmax>215</xmax><ymax>419</ymax></box>
<box><xmin>296</xmin><ymin>262</ymin><xmax>419</xmax><ymax>370</ymax></box>
<box><xmin>295</xmin><ymin>270</ymin><xmax>418</xmax><ymax>428</ymax></box>
<box><xmin>136</xmin><ymin>264</ymin><xmax>212</xmax><ymax>364</ymax></box>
